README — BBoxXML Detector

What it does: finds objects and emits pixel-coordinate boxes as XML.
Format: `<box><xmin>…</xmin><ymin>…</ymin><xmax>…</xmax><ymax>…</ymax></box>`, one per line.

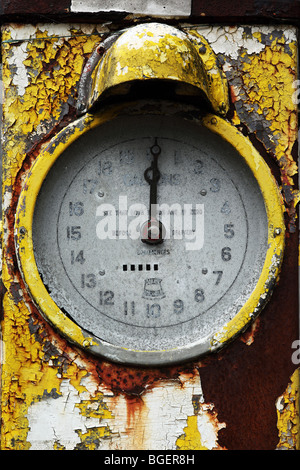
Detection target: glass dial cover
<box><xmin>32</xmin><ymin>109</ymin><xmax>269</xmax><ymax>364</ymax></box>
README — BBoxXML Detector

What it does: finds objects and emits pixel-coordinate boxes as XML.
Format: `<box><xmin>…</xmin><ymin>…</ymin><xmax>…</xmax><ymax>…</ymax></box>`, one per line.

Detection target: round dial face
<box><xmin>32</xmin><ymin>110</ymin><xmax>268</xmax><ymax>364</ymax></box>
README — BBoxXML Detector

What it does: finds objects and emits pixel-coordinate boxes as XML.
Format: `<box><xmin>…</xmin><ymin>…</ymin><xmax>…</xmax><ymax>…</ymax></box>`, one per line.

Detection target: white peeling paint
<box><xmin>26</xmin><ymin>372</ymin><xmax>224</xmax><ymax>450</ymax></box>
<box><xmin>192</xmin><ymin>26</ymin><xmax>265</xmax><ymax>60</ymax></box>
<box><xmin>192</xmin><ymin>25</ymin><xmax>297</xmax><ymax>60</ymax></box>
<box><xmin>37</xmin><ymin>23</ymin><xmax>108</xmax><ymax>37</ymax></box>
<box><xmin>7</xmin><ymin>43</ymin><xmax>29</xmax><ymax>96</ymax></box>
<box><xmin>116</xmin><ymin>62</ymin><xmax>129</xmax><ymax>76</ymax></box>
<box><xmin>71</xmin><ymin>0</ymin><xmax>192</xmax><ymax>17</ymax></box>
<box><xmin>5</xmin><ymin>24</ymin><xmax>41</xmax><ymax>42</ymax></box>
<box><xmin>3</xmin><ymin>190</ymin><xmax>12</xmax><ymax>213</ymax></box>
<box><xmin>3</xmin><ymin>23</ymin><xmax>109</xmax><ymax>43</ymax></box>
<box><xmin>26</xmin><ymin>380</ymin><xmax>101</xmax><ymax>450</ymax></box>
<box><xmin>100</xmin><ymin>376</ymin><xmax>200</xmax><ymax>450</ymax></box>
<box><xmin>98</xmin><ymin>372</ymin><xmax>224</xmax><ymax>450</ymax></box>
<box><xmin>197</xmin><ymin>403</ymin><xmax>225</xmax><ymax>449</ymax></box>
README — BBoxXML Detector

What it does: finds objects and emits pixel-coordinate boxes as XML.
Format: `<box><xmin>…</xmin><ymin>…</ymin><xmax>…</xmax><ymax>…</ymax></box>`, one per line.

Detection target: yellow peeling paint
<box><xmin>176</xmin><ymin>416</ymin><xmax>208</xmax><ymax>450</ymax></box>
<box><xmin>242</xmin><ymin>42</ymin><xmax>298</xmax><ymax>182</ymax></box>
<box><xmin>176</xmin><ymin>403</ymin><xmax>226</xmax><ymax>451</ymax></box>
<box><xmin>1</xmin><ymin>281</ymin><xmax>114</xmax><ymax>449</ymax></box>
<box><xmin>89</xmin><ymin>23</ymin><xmax>229</xmax><ymax>115</ymax></box>
<box><xmin>186</xmin><ymin>29</ymin><xmax>229</xmax><ymax>114</ymax></box>
<box><xmin>76</xmin><ymin>393</ymin><xmax>114</xmax><ymax>421</ymax></box>
<box><xmin>1</xmin><ymin>24</ymin><xmax>107</xmax><ymax>450</ymax></box>
<box><xmin>1</xmin><ymin>25</ymin><xmax>100</xmax><ymax>180</ymax></box>
<box><xmin>230</xmin><ymin>31</ymin><xmax>299</xmax><ymax>226</ymax></box>
<box><xmin>75</xmin><ymin>426</ymin><xmax>112</xmax><ymax>450</ymax></box>
<box><xmin>276</xmin><ymin>368</ymin><xmax>299</xmax><ymax>450</ymax></box>
<box><xmin>72</xmin><ymin>394</ymin><xmax>114</xmax><ymax>449</ymax></box>
<box><xmin>1</xmin><ymin>292</ymin><xmax>60</xmax><ymax>449</ymax></box>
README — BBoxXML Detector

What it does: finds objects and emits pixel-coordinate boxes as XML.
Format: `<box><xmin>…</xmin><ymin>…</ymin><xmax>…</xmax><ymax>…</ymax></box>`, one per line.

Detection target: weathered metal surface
<box><xmin>199</xmin><ymin>231</ymin><xmax>299</xmax><ymax>450</ymax></box>
<box><xmin>83</xmin><ymin>23</ymin><xmax>229</xmax><ymax>115</ymax></box>
<box><xmin>1</xmin><ymin>21</ymin><xmax>299</xmax><ymax>450</ymax></box>
<box><xmin>276</xmin><ymin>368</ymin><xmax>299</xmax><ymax>450</ymax></box>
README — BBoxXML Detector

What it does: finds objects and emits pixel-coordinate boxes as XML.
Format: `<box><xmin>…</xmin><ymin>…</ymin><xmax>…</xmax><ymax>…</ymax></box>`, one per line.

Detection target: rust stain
<box><xmin>198</xmin><ymin>233</ymin><xmax>299</xmax><ymax>450</ymax></box>
<box><xmin>240</xmin><ymin>318</ymin><xmax>261</xmax><ymax>346</ymax></box>
<box><xmin>95</xmin><ymin>361</ymin><xmax>197</xmax><ymax>396</ymax></box>
<box><xmin>124</xmin><ymin>395</ymin><xmax>150</xmax><ymax>449</ymax></box>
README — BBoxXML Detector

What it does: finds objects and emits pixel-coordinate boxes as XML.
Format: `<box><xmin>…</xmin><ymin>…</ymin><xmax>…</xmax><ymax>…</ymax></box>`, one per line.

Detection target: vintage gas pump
<box><xmin>1</xmin><ymin>1</ymin><xmax>299</xmax><ymax>451</ymax></box>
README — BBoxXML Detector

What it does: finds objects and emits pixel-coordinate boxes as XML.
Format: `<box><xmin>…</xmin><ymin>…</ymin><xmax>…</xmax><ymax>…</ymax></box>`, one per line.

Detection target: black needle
<box><xmin>141</xmin><ymin>139</ymin><xmax>165</xmax><ymax>245</ymax></box>
<box><xmin>144</xmin><ymin>139</ymin><xmax>161</xmax><ymax>218</ymax></box>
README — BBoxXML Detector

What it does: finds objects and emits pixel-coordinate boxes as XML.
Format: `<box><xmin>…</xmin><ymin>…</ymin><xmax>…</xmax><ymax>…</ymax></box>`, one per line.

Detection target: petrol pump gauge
<box><xmin>14</xmin><ymin>101</ymin><xmax>285</xmax><ymax>365</ymax></box>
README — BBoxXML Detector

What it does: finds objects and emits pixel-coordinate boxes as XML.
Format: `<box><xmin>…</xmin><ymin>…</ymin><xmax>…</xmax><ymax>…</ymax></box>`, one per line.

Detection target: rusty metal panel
<box><xmin>0</xmin><ymin>0</ymin><xmax>71</xmax><ymax>17</ymax></box>
<box><xmin>0</xmin><ymin>18</ymin><xmax>299</xmax><ymax>451</ymax></box>
<box><xmin>191</xmin><ymin>0</ymin><xmax>300</xmax><ymax>22</ymax></box>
